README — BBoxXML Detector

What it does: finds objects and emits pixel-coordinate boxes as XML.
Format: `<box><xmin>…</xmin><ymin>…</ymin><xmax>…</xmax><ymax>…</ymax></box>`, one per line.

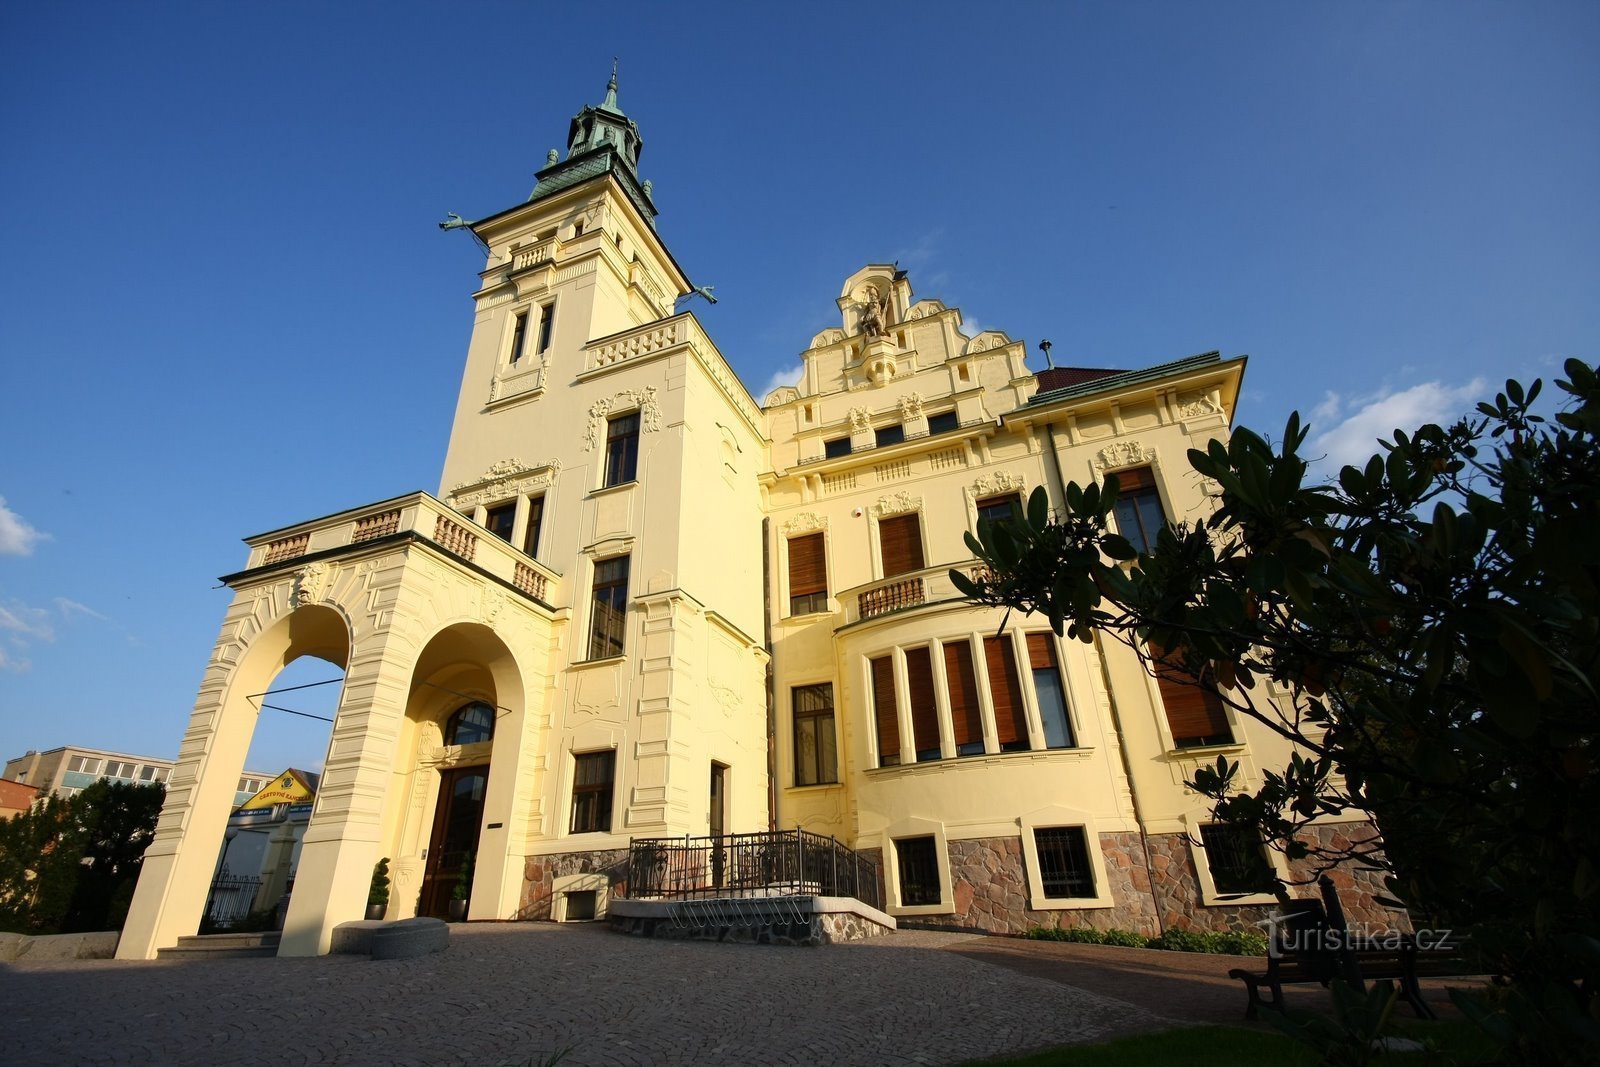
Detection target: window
<box><xmin>1035</xmin><ymin>827</ymin><xmax>1096</xmax><ymax>899</ymax></box>
<box><xmin>943</xmin><ymin>641</ymin><xmax>986</xmax><ymax>756</ymax></box>
<box><xmin>878</xmin><ymin>512</ymin><xmax>925</xmax><ymax>578</ymax></box>
<box><xmin>823</xmin><ymin>436</ymin><xmax>851</xmax><ymax>459</ymax></box>
<box><xmin>787</xmin><ymin>532</ymin><xmax>828</xmax><ymax>615</ymax></box>
<box><xmin>1027</xmin><ymin>633</ymin><xmax>1076</xmax><ymax>749</ymax></box>
<box><xmin>537</xmin><ymin>301</ymin><xmax>555</xmax><ymax>354</ymax></box>
<box><xmin>587</xmin><ymin>556</ymin><xmax>630</xmax><ymax>659</ymax></box>
<box><xmin>569</xmin><ymin>752</ymin><xmax>615</xmax><ymax>834</ymax></box>
<box><xmin>238</xmin><ymin>777</ymin><xmax>261</xmax><ymax>794</ymax></box>
<box><xmin>984</xmin><ymin>636</ymin><xmax>1031</xmax><ymax>752</ymax></box>
<box><xmin>895</xmin><ymin>836</ymin><xmax>941</xmax><ymax>906</ymax></box>
<box><xmin>484</xmin><ymin>502</ymin><xmax>516</xmax><ymax>543</ymax></box>
<box><xmin>870</xmin><ymin>655</ymin><xmax>900</xmax><ymax>767</ymax></box>
<box><xmin>445</xmin><ymin>701</ymin><xmax>495</xmax><ymax>745</ymax></box>
<box><xmin>509</xmin><ymin>310</ymin><xmax>530</xmax><ymax>364</ymax></box>
<box><xmin>105</xmin><ymin>761</ymin><xmax>135</xmax><ymax>779</ymax></box>
<box><xmin>139</xmin><ymin>766</ymin><xmax>158</xmax><ymax>782</ymax></box>
<box><xmin>1150</xmin><ymin>641</ymin><xmax>1234</xmax><ymax>748</ymax></box>
<box><xmin>1200</xmin><ymin>824</ymin><xmax>1276</xmax><ymax>895</ymax></box>
<box><xmin>523</xmin><ymin>495</ymin><xmax>545</xmax><ymax>558</ymax></box>
<box><xmin>67</xmin><ymin>756</ymin><xmax>100</xmax><ymax>774</ymax></box>
<box><xmin>1109</xmin><ymin>466</ymin><xmax>1166</xmax><ymax>554</ymax></box>
<box><xmin>904</xmin><ymin>647</ymin><xmax>940</xmax><ymax>762</ymax></box>
<box><xmin>875</xmin><ymin>423</ymin><xmax>905</xmax><ymax>448</ymax></box>
<box><xmin>976</xmin><ymin>493</ymin><xmax>1021</xmax><ymax>529</ymax></box>
<box><xmin>927</xmin><ymin>410</ymin><xmax>959</xmax><ymax>435</ymax></box>
<box><xmin>603</xmin><ymin>412</ymin><xmax>640</xmax><ymax>487</ymax></box>
<box><xmin>792</xmin><ymin>684</ymin><xmax>838</xmax><ymax>786</ymax></box>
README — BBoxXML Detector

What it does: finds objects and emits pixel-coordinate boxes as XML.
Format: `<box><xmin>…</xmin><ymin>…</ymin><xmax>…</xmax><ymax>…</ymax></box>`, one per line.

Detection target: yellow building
<box><xmin>119</xmin><ymin>74</ymin><xmax>1397</xmax><ymax>958</ymax></box>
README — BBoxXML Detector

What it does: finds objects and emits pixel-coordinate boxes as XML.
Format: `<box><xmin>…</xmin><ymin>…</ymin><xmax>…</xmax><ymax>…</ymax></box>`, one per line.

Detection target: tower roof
<box><xmin>526</xmin><ymin>61</ymin><xmax>658</xmax><ymax>226</ymax></box>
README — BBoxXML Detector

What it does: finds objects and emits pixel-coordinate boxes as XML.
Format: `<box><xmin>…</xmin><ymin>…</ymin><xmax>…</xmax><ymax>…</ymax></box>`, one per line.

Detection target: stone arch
<box><xmin>118</xmin><ymin>600</ymin><xmax>352</xmax><ymax>960</ymax></box>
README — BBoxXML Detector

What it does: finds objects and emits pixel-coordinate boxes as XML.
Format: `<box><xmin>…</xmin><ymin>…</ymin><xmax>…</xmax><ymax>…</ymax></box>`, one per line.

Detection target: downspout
<box><xmin>1093</xmin><ymin>632</ymin><xmax>1166</xmax><ymax>937</ymax></box>
<box><xmin>762</xmin><ymin>517</ymin><xmax>778</xmax><ymax>831</ymax></box>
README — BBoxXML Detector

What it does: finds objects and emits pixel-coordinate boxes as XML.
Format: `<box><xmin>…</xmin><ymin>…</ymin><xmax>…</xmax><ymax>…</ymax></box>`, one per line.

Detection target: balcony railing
<box><xmin>238</xmin><ymin>493</ymin><xmax>561</xmax><ymax>606</ymax></box>
<box><xmin>623</xmin><ymin>830</ymin><xmax>882</xmax><ymax>910</ymax></box>
<box><xmin>839</xmin><ymin>561</ymin><xmax>987</xmax><ymax>626</ymax></box>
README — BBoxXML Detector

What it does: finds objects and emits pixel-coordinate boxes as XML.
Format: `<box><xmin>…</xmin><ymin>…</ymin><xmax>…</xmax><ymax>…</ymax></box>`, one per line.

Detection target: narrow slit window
<box><xmin>870</xmin><ymin>655</ymin><xmax>900</xmax><ymax>767</ymax></box>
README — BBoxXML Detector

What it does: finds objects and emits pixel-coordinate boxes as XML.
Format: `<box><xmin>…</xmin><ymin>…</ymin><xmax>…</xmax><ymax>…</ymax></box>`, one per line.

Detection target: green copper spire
<box><xmin>600</xmin><ymin>58</ymin><xmax>620</xmax><ymax>113</ymax></box>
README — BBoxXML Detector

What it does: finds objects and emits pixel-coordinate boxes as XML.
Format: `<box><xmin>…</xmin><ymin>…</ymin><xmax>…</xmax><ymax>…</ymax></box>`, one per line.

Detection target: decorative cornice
<box><xmin>449</xmin><ymin>458</ymin><xmax>561</xmax><ymax>509</ymax></box>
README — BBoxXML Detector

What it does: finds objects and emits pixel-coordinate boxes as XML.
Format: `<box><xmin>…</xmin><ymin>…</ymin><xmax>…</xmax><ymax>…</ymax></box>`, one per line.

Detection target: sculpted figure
<box><xmin>859</xmin><ymin>285</ymin><xmax>890</xmax><ymax>339</ymax></box>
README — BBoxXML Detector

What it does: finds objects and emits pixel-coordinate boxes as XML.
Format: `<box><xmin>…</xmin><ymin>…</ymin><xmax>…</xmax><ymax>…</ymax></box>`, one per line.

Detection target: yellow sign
<box><xmin>238</xmin><ymin>770</ymin><xmax>315</xmax><ymax>810</ymax></box>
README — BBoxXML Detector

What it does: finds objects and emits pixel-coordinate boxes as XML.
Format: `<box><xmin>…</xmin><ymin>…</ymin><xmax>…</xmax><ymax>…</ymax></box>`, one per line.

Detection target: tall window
<box><xmin>1027</xmin><ymin>633</ymin><xmax>1076</xmax><ymax>749</ymax></box>
<box><xmin>587</xmin><ymin>556</ymin><xmax>630</xmax><ymax>659</ymax></box>
<box><xmin>445</xmin><ymin>701</ymin><xmax>495</xmax><ymax>745</ymax></box>
<box><xmin>536</xmin><ymin>301</ymin><xmax>556</xmax><ymax>354</ymax></box>
<box><xmin>523</xmin><ymin>495</ymin><xmax>545</xmax><ymax>558</ymax></box>
<box><xmin>984</xmin><ymin>636</ymin><xmax>1031</xmax><ymax>752</ymax></box>
<box><xmin>484</xmin><ymin>501</ymin><xmax>516</xmax><ymax>543</ymax></box>
<box><xmin>792</xmin><ymin>684</ymin><xmax>838</xmax><ymax>786</ymax></box>
<box><xmin>1200</xmin><ymin>824</ymin><xmax>1276</xmax><ymax>895</ymax></box>
<box><xmin>878</xmin><ymin>513</ymin><xmax>925</xmax><ymax>578</ymax></box>
<box><xmin>1035</xmin><ymin>827</ymin><xmax>1096</xmax><ymax>899</ymax></box>
<box><xmin>509</xmin><ymin>310</ymin><xmax>530</xmax><ymax>364</ymax></box>
<box><xmin>943</xmin><ymin>641</ymin><xmax>985</xmax><ymax>756</ymax></box>
<box><xmin>787</xmin><ymin>532</ymin><xmax>828</xmax><ymax>615</ymax></box>
<box><xmin>604</xmin><ymin>412</ymin><xmax>640</xmax><ymax>487</ymax></box>
<box><xmin>976</xmin><ymin>493</ymin><xmax>1022</xmax><ymax>529</ymax></box>
<box><xmin>1150</xmin><ymin>641</ymin><xmax>1233</xmax><ymax>748</ymax></box>
<box><xmin>870</xmin><ymin>655</ymin><xmax>900</xmax><ymax>767</ymax></box>
<box><xmin>904</xmin><ymin>647</ymin><xmax>940</xmax><ymax>762</ymax></box>
<box><xmin>896</xmin><ymin>836</ymin><xmax>941</xmax><ymax>906</ymax></box>
<box><xmin>1110</xmin><ymin>466</ymin><xmax>1166</xmax><ymax>554</ymax></box>
<box><xmin>875</xmin><ymin>423</ymin><xmax>905</xmax><ymax>448</ymax></box>
<box><xmin>570</xmin><ymin>752</ymin><xmax>615</xmax><ymax>834</ymax></box>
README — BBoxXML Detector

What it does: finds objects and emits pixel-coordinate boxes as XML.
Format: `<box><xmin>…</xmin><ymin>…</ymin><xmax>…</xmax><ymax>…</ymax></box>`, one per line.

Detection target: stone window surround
<box><xmin>779</xmin><ymin>524</ymin><xmax>834</xmax><ymax>620</ymax></box>
<box><xmin>1089</xmin><ymin>449</ymin><xmax>1174</xmax><ymax>556</ymax></box>
<box><xmin>859</xmin><ymin>628</ymin><xmax>1094</xmax><ymax>767</ymax></box>
<box><xmin>1018</xmin><ymin>805</ymin><xmax>1118</xmax><ymax>911</ymax></box>
<box><xmin>881</xmin><ymin>816</ymin><xmax>954</xmax><ymax>918</ymax></box>
<box><xmin>551</xmin><ymin>872</ymin><xmax>609</xmax><ymax>922</ymax></box>
<box><xmin>574</xmin><ymin>537</ymin><xmax>635</xmax><ymax>666</ymax></box>
<box><xmin>865</xmin><ymin>498</ymin><xmax>926</xmax><ymax>582</ymax></box>
<box><xmin>1181</xmin><ymin>811</ymin><xmax>1289</xmax><ymax>907</ymax></box>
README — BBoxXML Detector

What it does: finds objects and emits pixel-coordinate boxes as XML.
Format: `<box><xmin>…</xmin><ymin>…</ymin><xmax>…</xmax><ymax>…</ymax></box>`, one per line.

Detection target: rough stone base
<box><xmin>1286</xmin><ymin>823</ymin><xmax>1412</xmax><ymax>933</ymax></box>
<box><xmin>332</xmin><ymin>917</ymin><xmax>450</xmax><ymax>959</ymax></box>
<box><xmin>0</xmin><ymin>930</ymin><xmax>120</xmax><ymax>961</ymax></box>
<box><xmin>520</xmin><ymin>847</ymin><xmax>629</xmax><ymax>920</ymax></box>
<box><xmin>608</xmin><ymin>896</ymin><xmax>894</xmax><ymax>946</ymax></box>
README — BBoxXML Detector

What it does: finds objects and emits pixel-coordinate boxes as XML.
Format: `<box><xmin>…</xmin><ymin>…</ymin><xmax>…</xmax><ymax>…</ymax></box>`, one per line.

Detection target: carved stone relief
<box><xmin>450</xmin><ymin>457</ymin><xmax>562</xmax><ymax>510</ymax></box>
<box><xmin>1177</xmin><ymin>391</ymin><xmax>1222</xmax><ymax>418</ymax></box>
<box><xmin>583</xmin><ymin>387</ymin><xmax>662</xmax><ymax>450</ymax></box>
<box><xmin>965</xmin><ymin>331</ymin><xmax>1011</xmax><ymax>354</ymax></box>
<box><xmin>781</xmin><ymin>512</ymin><xmax>829</xmax><ymax>534</ymax></box>
<box><xmin>848</xmin><ymin>407</ymin><xmax>871</xmax><ymax>433</ymax></box>
<box><xmin>899</xmin><ymin>393</ymin><xmax>924</xmax><ymax>420</ymax></box>
<box><xmin>765</xmin><ymin>385</ymin><xmax>800</xmax><ymax>406</ymax></box>
<box><xmin>710</xmin><ymin>684</ymin><xmax>740</xmax><ymax>718</ymax></box>
<box><xmin>1094</xmin><ymin>441</ymin><xmax>1156</xmax><ymax>470</ymax></box>
<box><xmin>871</xmin><ymin>491</ymin><xmax>922</xmax><ymax>518</ymax></box>
<box><xmin>971</xmin><ymin>471</ymin><xmax>1025</xmax><ymax>497</ymax></box>
<box><xmin>290</xmin><ymin>563</ymin><xmax>330</xmax><ymax>608</ymax></box>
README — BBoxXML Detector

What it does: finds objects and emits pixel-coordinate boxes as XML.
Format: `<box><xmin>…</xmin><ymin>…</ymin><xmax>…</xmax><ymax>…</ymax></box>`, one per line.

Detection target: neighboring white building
<box><xmin>4</xmin><ymin>746</ymin><xmax>273</xmax><ymax>807</ymax></box>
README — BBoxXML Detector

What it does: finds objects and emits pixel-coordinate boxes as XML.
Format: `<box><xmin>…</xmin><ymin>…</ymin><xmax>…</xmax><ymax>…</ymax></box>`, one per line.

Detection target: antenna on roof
<box><xmin>1039</xmin><ymin>339</ymin><xmax>1055</xmax><ymax>370</ymax></box>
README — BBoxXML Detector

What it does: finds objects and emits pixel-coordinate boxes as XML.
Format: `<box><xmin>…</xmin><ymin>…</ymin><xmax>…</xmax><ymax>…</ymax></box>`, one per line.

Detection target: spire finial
<box><xmin>601</xmin><ymin>57</ymin><xmax>620</xmax><ymax>110</ymax></box>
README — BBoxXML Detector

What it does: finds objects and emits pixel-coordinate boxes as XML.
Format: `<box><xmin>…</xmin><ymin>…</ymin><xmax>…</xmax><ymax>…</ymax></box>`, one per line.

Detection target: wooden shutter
<box><xmin>1026</xmin><ymin>632</ymin><xmax>1057</xmax><ymax>671</ymax></box>
<box><xmin>1150</xmin><ymin>641</ymin><xmax>1233</xmax><ymax>746</ymax></box>
<box><xmin>904</xmin><ymin>647</ymin><xmax>939</xmax><ymax>757</ymax></box>
<box><xmin>879</xmin><ymin>513</ymin><xmax>925</xmax><ymax>578</ymax></box>
<box><xmin>983</xmin><ymin>636</ymin><xmax>1029</xmax><ymax>749</ymax></box>
<box><xmin>788</xmin><ymin>533</ymin><xmax>827</xmax><ymax>597</ymax></box>
<box><xmin>870</xmin><ymin>655</ymin><xmax>901</xmax><ymax>765</ymax></box>
<box><xmin>943</xmin><ymin>641</ymin><xmax>983</xmax><ymax>751</ymax></box>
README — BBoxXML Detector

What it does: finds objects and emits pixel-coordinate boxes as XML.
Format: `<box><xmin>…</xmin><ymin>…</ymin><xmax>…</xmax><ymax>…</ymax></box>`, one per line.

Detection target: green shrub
<box><xmin>1023</xmin><ymin>925</ymin><xmax>1268</xmax><ymax>956</ymax></box>
<box><xmin>1101</xmin><ymin>928</ymin><xmax>1148</xmax><ymax>948</ymax></box>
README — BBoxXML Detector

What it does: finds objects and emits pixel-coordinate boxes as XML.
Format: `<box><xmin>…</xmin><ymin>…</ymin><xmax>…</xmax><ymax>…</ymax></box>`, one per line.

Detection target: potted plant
<box><xmin>448</xmin><ymin>853</ymin><xmax>472</xmax><ymax>922</ymax></box>
<box><xmin>366</xmin><ymin>857</ymin><xmax>390</xmax><ymax>921</ymax></box>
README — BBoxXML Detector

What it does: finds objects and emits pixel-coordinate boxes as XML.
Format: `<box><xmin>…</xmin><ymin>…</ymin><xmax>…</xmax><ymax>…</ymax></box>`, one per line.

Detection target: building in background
<box><xmin>118</xmin><ymin>73</ymin><xmax>1400</xmax><ymax>959</ymax></box>
<box><xmin>3</xmin><ymin>746</ymin><xmax>274</xmax><ymax>807</ymax></box>
<box><xmin>204</xmin><ymin>769</ymin><xmax>321</xmax><ymax>926</ymax></box>
<box><xmin>0</xmin><ymin>778</ymin><xmax>40</xmax><ymax>820</ymax></box>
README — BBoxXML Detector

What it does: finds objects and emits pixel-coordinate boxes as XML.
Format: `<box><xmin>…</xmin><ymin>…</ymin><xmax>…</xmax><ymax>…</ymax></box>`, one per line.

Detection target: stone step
<box><xmin>157</xmin><ymin>931</ymin><xmax>281</xmax><ymax>959</ymax></box>
<box><xmin>158</xmin><ymin>944</ymin><xmax>279</xmax><ymax>960</ymax></box>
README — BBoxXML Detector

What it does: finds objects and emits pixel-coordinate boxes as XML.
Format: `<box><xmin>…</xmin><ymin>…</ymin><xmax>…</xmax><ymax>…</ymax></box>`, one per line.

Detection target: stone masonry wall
<box><xmin>1286</xmin><ymin>822</ymin><xmax>1412</xmax><ymax>934</ymax></box>
<box><xmin>519</xmin><ymin>848</ymin><xmax>630</xmax><ymax>921</ymax></box>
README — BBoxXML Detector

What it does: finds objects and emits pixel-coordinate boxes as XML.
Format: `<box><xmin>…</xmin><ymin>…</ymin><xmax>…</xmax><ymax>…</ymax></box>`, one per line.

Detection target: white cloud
<box><xmin>758</xmin><ymin>363</ymin><xmax>803</xmax><ymax>401</ymax></box>
<box><xmin>0</xmin><ymin>601</ymin><xmax>54</xmax><ymax>641</ymax></box>
<box><xmin>0</xmin><ymin>596</ymin><xmax>117</xmax><ymax>673</ymax></box>
<box><xmin>0</xmin><ymin>496</ymin><xmax>47</xmax><ymax>556</ymax></box>
<box><xmin>54</xmin><ymin>597</ymin><xmax>107</xmax><ymax>622</ymax></box>
<box><xmin>1308</xmin><ymin>378</ymin><xmax>1486</xmax><ymax>472</ymax></box>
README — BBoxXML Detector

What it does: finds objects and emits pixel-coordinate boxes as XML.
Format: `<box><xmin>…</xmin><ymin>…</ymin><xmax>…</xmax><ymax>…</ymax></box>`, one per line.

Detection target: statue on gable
<box><xmin>858</xmin><ymin>285</ymin><xmax>891</xmax><ymax>340</ymax></box>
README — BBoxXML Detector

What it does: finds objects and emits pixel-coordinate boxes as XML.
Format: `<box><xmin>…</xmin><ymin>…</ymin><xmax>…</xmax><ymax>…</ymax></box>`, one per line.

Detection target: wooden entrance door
<box><xmin>419</xmin><ymin>767</ymin><xmax>488</xmax><ymax>919</ymax></box>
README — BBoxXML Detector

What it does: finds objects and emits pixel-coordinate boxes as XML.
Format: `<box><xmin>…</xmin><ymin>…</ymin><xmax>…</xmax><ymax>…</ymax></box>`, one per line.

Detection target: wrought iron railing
<box><xmin>204</xmin><ymin>871</ymin><xmax>263</xmax><ymax>927</ymax></box>
<box><xmin>624</xmin><ymin>829</ymin><xmax>882</xmax><ymax>910</ymax></box>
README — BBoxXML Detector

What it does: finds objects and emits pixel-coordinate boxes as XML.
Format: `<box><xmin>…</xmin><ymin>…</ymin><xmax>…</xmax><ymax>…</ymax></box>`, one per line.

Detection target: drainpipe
<box><xmin>1040</xmin><ymin>421</ymin><xmax>1069</xmax><ymax>508</ymax></box>
<box><xmin>1093</xmin><ymin>632</ymin><xmax>1167</xmax><ymax>937</ymax></box>
<box><xmin>761</xmin><ymin>517</ymin><xmax>778</xmax><ymax>831</ymax></box>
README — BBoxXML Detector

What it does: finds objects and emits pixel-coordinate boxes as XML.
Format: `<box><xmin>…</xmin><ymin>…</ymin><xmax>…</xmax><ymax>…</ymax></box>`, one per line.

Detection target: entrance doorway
<box><xmin>420</xmin><ymin>767</ymin><xmax>487</xmax><ymax>919</ymax></box>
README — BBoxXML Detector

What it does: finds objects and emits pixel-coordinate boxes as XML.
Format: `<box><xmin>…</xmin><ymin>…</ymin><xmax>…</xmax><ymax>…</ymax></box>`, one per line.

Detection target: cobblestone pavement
<box><xmin>0</xmin><ymin>924</ymin><xmax>1172</xmax><ymax>1066</ymax></box>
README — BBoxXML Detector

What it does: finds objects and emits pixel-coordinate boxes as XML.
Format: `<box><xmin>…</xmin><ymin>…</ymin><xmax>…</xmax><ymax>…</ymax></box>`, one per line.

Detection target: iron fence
<box><xmin>625</xmin><ymin>829</ymin><xmax>882</xmax><ymax>910</ymax></box>
<box><xmin>204</xmin><ymin>871</ymin><xmax>263</xmax><ymax>927</ymax></box>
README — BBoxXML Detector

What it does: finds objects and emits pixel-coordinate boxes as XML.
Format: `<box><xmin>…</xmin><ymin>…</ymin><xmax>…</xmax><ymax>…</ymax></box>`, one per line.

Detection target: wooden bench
<box><xmin>1228</xmin><ymin>879</ymin><xmax>1479</xmax><ymax>1020</ymax></box>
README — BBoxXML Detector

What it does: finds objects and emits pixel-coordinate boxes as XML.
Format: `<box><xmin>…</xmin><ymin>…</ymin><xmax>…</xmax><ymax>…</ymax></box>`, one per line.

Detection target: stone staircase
<box><xmin>157</xmin><ymin>931</ymin><xmax>280</xmax><ymax>960</ymax></box>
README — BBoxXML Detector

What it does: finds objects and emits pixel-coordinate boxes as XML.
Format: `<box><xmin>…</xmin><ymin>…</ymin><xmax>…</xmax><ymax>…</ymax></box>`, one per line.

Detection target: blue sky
<box><xmin>2</xmin><ymin>1</ymin><xmax>1596</xmax><ymax>775</ymax></box>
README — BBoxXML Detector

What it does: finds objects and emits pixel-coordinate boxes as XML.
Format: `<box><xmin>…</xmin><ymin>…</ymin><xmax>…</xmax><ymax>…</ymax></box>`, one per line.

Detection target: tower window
<box><xmin>587</xmin><ymin>555</ymin><xmax>630</xmax><ymax>660</ymax></box>
<box><xmin>523</xmin><ymin>495</ymin><xmax>545</xmax><ymax>559</ymax></box>
<box><xmin>603</xmin><ymin>412</ymin><xmax>640</xmax><ymax>486</ymax></box>
<box><xmin>537</xmin><ymin>301</ymin><xmax>556</xmax><ymax>355</ymax></box>
<box><xmin>570</xmin><ymin>752</ymin><xmax>615</xmax><ymax>834</ymax></box>
<box><xmin>510</xmin><ymin>311</ymin><xmax>530</xmax><ymax>364</ymax></box>
<box><xmin>792</xmin><ymin>684</ymin><xmax>837</xmax><ymax>786</ymax></box>
<box><xmin>1110</xmin><ymin>466</ymin><xmax>1166</xmax><ymax>555</ymax></box>
<box><xmin>484</xmin><ymin>502</ymin><xmax>516</xmax><ymax>543</ymax></box>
